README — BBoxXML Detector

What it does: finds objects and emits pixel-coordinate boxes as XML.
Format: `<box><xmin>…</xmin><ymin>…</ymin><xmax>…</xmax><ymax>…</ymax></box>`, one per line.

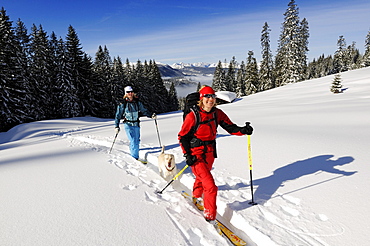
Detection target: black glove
<box><xmin>185</xmin><ymin>154</ymin><xmax>197</xmax><ymax>166</ymax></box>
<box><xmin>241</xmin><ymin>122</ymin><xmax>253</xmax><ymax>135</ymax></box>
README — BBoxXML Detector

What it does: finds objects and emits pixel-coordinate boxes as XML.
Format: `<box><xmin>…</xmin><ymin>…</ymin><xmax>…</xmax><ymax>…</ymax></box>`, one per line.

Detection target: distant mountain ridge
<box><xmin>157</xmin><ymin>62</ymin><xmax>215</xmax><ymax>77</ymax></box>
<box><xmin>171</xmin><ymin>62</ymin><xmax>217</xmax><ymax>69</ymax></box>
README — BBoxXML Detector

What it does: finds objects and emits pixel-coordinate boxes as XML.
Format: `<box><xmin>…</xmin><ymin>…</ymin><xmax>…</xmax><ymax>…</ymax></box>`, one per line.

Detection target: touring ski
<box><xmin>136</xmin><ymin>159</ymin><xmax>148</xmax><ymax>164</ymax></box>
<box><xmin>181</xmin><ymin>191</ymin><xmax>247</xmax><ymax>246</ymax></box>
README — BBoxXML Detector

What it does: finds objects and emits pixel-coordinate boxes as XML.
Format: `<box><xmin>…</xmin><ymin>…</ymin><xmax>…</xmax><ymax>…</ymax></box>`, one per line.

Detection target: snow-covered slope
<box><xmin>1</xmin><ymin>67</ymin><xmax>369</xmax><ymax>245</ymax></box>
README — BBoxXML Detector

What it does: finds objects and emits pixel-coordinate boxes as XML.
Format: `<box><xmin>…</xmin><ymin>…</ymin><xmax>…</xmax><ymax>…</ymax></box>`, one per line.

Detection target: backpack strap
<box><xmin>190</xmin><ymin>107</ymin><xmax>218</xmax><ymax>134</ymax></box>
<box><xmin>189</xmin><ymin>107</ymin><xmax>218</xmax><ymax>157</ymax></box>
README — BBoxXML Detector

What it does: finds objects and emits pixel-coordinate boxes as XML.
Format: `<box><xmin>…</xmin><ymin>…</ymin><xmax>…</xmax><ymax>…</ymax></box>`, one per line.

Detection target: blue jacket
<box><xmin>115</xmin><ymin>98</ymin><xmax>151</xmax><ymax>127</ymax></box>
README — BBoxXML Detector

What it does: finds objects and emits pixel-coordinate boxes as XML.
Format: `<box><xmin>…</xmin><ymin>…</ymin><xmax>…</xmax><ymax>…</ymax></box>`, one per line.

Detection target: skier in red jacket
<box><xmin>178</xmin><ymin>85</ymin><xmax>253</xmax><ymax>223</ymax></box>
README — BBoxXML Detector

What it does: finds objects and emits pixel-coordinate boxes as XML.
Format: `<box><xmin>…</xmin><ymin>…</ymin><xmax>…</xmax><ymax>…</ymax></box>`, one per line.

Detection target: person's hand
<box><xmin>241</xmin><ymin>122</ymin><xmax>253</xmax><ymax>135</ymax></box>
<box><xmin>115</xmin><ymin>127</ymin><xmax>120</xmax><ymax>134</ymax></box>
<box><xmin>185</xmin><ymin>154</ymin><xmax>197</xmax><ymax>166</ymax></box>
<box><xmin>152</xmin><ymin>113</ymin><xmax>157</xmax><ymax>119</ymax></box>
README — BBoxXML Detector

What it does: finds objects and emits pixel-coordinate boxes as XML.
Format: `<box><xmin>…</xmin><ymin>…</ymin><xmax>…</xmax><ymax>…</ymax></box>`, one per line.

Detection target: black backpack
<box><xmin>183</xmin><ymin>92</ymin><xmax>200</xmax><ymax>121</ymax></box>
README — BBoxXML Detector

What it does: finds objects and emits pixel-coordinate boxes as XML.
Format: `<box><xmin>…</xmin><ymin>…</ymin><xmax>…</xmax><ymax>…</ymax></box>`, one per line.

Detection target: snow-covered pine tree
<box><xmin>65</xmin><ymin>25</ymin><xmax>85</xmax><ymax>117</ymax></box>
<box><xmin>50</xmin><ymin>33</ymin><xmax>66</xmax><ymax>119</ymax></box>
<box><xmin>93</xmin><ymin>45</ymin><xmax>114</xmax><ymax>118</ymax></box>
<box><xmin>124</xmin><ymin>58</ymin><xmax>133</xmax><ymax>85</ymax></box>
<box><xmin>225</xmin><ymin>56</ymin><xmax>237</xmax><ymax>92</ymax></box>
<box><xmin>0</xmin><ymin>8</ymin><xmax>29</xmax><ymax>131</ymax></box>
<box><xmin>259</xmin><ymin>22</ymin><xmax>275</xmax><ymax>91</ymax></box>
<box><xmin>333</xmin><ymin>35</ymin><xmax>347</xmax><ymax>73</ymax></box>
<box><xmin>323</xmin><ymin>55</ymin><xmax>335</xmax><ymax>76</ymax></box>
<box><xmin>147</xmin><ymin>60</ymin><xmax>170</xmax><ymax>113</ymax></box>
<box><xmin>168</xmin><ymin>82</ymin><xmax>179</xmax><ymax>111</ymax></box>
<box><xmin>245</xmin><ymin>51</ymin><xmax>259</xmax><ymax>96</ymax></box>
<box><xmin>112</xmin><ymin>56</ymin><xmax>126</xmax><ymax>104</ymax></box>
<box><xmin>29</xmin><ymin>24</ymin><xmax>54</xmax><ymax>121</ymax></box>
<box><xmin>346</xmin><ymin>41</ymin><xmax>361</xmax><ymax>70</ymax></box>
<box><xmin>80</xmin><ymin>53</ymin><xmax>97</xmax><ymax>117</ymax></box>
<box><xmin>212</xmin><ymin>61</ymin><xmax>224</xmax><ymax>91</ymax></box>
<box><xmin>196</xmin><ymin>82</ymin><xmax>201</xmax><ymax>91</ymax></box>
<box><xmin>275</xmin><ymin>0</ymin><xmax>302</xmax><ymax>86</ymax></box>
<box><xmin>363</xmin><ymin>30</ymin><xmax>370</xmax><ymax>67</ymax></box>
<box><xmin>331</xmin><ymin>73</ymin><xmax>343</xmax><ymax>94</ymax></box>
<box><xmin>235</xmin><ymin>61</ymin><xmax>246</xmax><ymax>97</ymax></box>
<box><xmin>298</xmin><ymin>17</ymin><xmax>309</xmax><ymax>81</ymax></box>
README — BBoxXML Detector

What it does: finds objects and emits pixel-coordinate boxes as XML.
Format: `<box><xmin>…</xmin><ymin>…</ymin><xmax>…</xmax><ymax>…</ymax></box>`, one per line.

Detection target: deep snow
<box><xmin>1</xmin><ymin>67</ymin><xmax>370</xmax><ymax>245</ymax></box>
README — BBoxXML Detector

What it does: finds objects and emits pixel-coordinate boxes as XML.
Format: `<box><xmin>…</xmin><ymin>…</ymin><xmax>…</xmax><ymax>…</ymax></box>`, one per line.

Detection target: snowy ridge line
<box><xmin>61</xmin><ymin>133</ymin><xmax>277</xmax><ymax>245</ymax></box>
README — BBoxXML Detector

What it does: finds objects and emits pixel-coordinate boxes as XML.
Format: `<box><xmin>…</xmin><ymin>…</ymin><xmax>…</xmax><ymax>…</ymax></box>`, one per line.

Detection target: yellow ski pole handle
<box><xmin>248</xmin><ymin>135</ymin><xmax>253</xmax><ymax>170</ymax></box>
<box><xmin>156</xmin><ymin>165</ymin><xmax>189</xmax><ymax>194</ymax></box>
<box><xmin>174</xmin><ymin>164</ymin><xmax>189</xmax><ymax>180</ymax></box>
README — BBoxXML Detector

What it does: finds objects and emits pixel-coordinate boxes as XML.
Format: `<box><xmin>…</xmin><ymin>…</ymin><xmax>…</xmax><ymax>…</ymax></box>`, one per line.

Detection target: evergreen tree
<box><xmin>14</xmin><ymin>19</ymin><xmax>31</xmax><ymax>89</ymax></box>
<box><xmin>14</xmin><ymin>18</ymin><xmax>33</xmax><ymax>121</ymax></box>
<box><xmin>125</xmin><ymin>58</ymin><xmax>133</xmax><ymax>85</ymax></box>
<box><xmin>275</xmin><ymin>0</ymin><xmax>302</xmax><ymax>86</ymax></box>
<box><xmin>331</xmin><ymin>73</ymin><xmax>343</xmax><ymax>94</ymax></box>
<box><xmin>147</xmin><ymin>60</ymin><xmax>170</xmax><ymax>113</ymax></box>
<box><xmin>80</xmin><ymin>53</ymin><xmax>98</xmax><ymax>116</ymax></box>
<box><xmin>306</xmin><ymin>58</ymin><xmax>317</xmax><ymax>79</ymax></box>
<box><xmin>212</xmin><ymin>60</ymin><xmax>224</xmax><ymax>91</ymax></box>
<box><xmin>333</xmin><ymin>35</ymin><xmax>347</xmax><ymax>73</ymax></box>
<box><xmin>363</xmin><ymin>30</ymin><xmax>370</xmax><ymax>67</ymax></box>
<box><xmin>298</xmin><ymin>18</ymin><xmax>309</xmax><ymax>80</ymax></box>
<box><xmin>29</xmin><ymin>24</ymin><xmax>54</xmax><ymax>120</ymax></box>
<box><xmin>132</xmin><ymin>60</ymin><xmax>146</xmax><ymax>100</ymax></box>
<box><xmin>259</xmin><ymin>22</ymin><xmax>275</xmax><ymax>91</ymax></box>
<box><xmin>245</xmin><ymin>51</ymin><xmax>259</xmax><ymax>95</ymax></box>
<box><xmin>196</xmin><ymin>82</ymin><xmax>201</xmax><ymax>91</ymax></box>
<box><xmin>93</xmin><ymin>45</ymin><xmax>114</xmax><ymax>118</ymax></box>
<box><xmin>347</xmin><ymin>41</ymin><xmax>361</xmax><ymax>70</ymax></box>
<box><xmin>50</xmin><ymin>33</ymin><xmax>66</xmax><ymax>119</ymax></box>
<box><xmin>64</xmin><ymin>25</ymin><xmax>85</xmax><ymax>117</ymax></box>
<box><xmin>168</xmin><ymin>82</ymin><xmax>179</xmax><ymax>111</ymax></box>
<box><xmin>112</xmin><ymin>56</ymin><xmax>126</xmax><ymax>104</ymax></box>
<box><xmin>0</xmin><ymin>8</ymin><xmax>28</xmax><ymax>131</ymax></box>
<box><xmin>235</xmin><ymin>61</ymin><xmax>246</xmax><ymax>97</ymax></box>
<box><xmin>225</xmin><ymin>56</ymin><xmax>237</xmax><ymax>92</ymax></box>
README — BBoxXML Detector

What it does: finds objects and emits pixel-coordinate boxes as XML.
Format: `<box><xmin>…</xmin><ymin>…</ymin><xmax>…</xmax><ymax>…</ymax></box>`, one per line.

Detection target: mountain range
<box><xmin>157</xmin><ymin>62</ymin><xmax>216</xmax><ymax>77</ymax></box>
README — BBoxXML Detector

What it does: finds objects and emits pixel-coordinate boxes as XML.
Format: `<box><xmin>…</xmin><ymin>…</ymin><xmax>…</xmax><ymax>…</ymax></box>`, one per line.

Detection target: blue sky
<box><xmin>3</xmin><ymin>0</ymin><xmax>370</xmax><ymax>65</ymax></box>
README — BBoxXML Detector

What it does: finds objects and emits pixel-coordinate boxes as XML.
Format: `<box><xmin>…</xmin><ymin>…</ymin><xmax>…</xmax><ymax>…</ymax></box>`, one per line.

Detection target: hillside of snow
<box><xmin>1</xmin><ymin>67</ymin><xmax>369</xmax><ymax>245</ymax></box>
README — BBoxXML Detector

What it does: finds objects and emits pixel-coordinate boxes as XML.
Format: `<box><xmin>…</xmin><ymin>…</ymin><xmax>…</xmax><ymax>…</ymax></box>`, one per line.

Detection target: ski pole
<box><xmin>156</xmin><ymin>165</ymin><xmax>189</xmax><ymax>194</ymax></box>
<box><xmin>247</xmin><ymin>135</ymin><xmax>257</xmax><ymax>205</ymax></box>
<box><xmin>109</xmin><ymin>132</ymin><xmax>119</xmax><ymax>154</ymax></box>
<box><xmin>154</xmin><ymin>118</ymin><xmax>162</xmax><ymax>147</ymax></box>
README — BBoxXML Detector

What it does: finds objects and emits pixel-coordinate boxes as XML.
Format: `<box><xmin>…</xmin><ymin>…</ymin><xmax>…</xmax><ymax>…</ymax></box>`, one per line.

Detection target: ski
<box><xmin>136</xmin><ymin>159</ymin><xmax>148</xmax><ymax>164</ymax></box>
<box><xmin>181</xmin><ymin>191</ymin><xmax>247</xmax><ymax>246</ymax></box>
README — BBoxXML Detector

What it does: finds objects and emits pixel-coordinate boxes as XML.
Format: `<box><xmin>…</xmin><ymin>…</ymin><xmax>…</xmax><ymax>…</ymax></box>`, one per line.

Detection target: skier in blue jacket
<box><xmin>114</xmin><ymin>86</ymin><xmax>156</xmax><ymax>160</ymax></box>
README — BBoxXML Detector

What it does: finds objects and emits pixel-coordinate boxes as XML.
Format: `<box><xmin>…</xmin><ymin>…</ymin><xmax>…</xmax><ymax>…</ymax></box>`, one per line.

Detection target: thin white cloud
<box><xmin>93</xmin><ymin>2</ymin><xmax>370</xmax><ymax>64</ymax></box>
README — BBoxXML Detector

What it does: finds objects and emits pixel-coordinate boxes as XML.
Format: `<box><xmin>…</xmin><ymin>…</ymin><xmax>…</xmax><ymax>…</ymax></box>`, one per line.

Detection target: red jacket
<box><xmin>178</xmin><ymin>107</ymin><xmax>244</xmax><ymax>156</ymax></box>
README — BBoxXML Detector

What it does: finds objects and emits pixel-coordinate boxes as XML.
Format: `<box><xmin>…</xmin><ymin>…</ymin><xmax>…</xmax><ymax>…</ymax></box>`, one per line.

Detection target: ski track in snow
<box><xmin>60</xmin><ymin>131</ymin><xmax>344</xmax><ymax>246</ymax></box>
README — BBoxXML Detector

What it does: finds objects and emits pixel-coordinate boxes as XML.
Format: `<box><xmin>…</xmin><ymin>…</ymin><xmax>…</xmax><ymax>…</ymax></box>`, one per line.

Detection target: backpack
<box><xmin>183</xmin><ymin>92</ymin><xmax>200</xmax><ymax>121</ymax></box>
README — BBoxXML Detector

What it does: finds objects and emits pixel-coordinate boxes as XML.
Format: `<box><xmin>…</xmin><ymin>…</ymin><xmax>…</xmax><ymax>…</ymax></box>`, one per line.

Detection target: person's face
<box><xmin>126</xmin><ymin>91</ymin><xmax>134</xmax><ymax>99</ymax></box>
<box><xmin>201</xmin><ymin>94</ymin><xmax>216</xmax><ymax>111</ymax></box>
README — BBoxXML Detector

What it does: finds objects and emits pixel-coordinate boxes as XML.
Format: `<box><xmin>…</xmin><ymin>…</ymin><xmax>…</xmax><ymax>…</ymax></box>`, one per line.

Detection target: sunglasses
<box><xmin>203</xmin><ymin>94</ymin><xmax>216</xmax><ymax>99</ymax></box>
<box><xmin>126</xmin><ymin>91</ymin><xmax>134</xmax><ymax>93</ymax></box>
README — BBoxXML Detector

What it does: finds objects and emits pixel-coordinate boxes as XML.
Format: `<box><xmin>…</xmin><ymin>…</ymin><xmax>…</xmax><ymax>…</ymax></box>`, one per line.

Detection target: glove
<box><xmin>185</xmin><ymin>154</ymin><xmax>197</xmax><ymax>166</ymax></box>
<box><xmin>115</xmin><ymin>127</ymin><xmax>120</xmax><ymax>134</ymax></box>
<box><xmin>241</xmin><ymin>122</ymin><xmax>253</xmax><ymax>135</ymax></box>
<box><xmin>151</xmin><ymin>113</ymin><xmax>157</xmax><ymax>119</ymax></box>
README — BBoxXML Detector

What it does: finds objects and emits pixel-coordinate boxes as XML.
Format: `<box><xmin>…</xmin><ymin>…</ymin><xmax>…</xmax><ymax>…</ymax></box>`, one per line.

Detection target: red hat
<box><xmin>199</xmin><ymin>86</ymin><xmax>215</xmax><ymax>99</ymax></box>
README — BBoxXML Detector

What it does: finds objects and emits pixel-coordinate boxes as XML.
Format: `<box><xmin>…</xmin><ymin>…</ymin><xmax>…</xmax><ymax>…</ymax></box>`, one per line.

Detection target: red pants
<box><xmin>191</xmin><ymin>151</ymin><xmax>218</xmax><ymax>221</ymax></box>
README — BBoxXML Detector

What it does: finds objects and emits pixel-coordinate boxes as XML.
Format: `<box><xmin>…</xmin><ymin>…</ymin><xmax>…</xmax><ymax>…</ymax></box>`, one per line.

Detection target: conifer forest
<box><xmin>1</xmin><ymin>0</ymin><xmax>370</xmax><ymax>132</ymax></box>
